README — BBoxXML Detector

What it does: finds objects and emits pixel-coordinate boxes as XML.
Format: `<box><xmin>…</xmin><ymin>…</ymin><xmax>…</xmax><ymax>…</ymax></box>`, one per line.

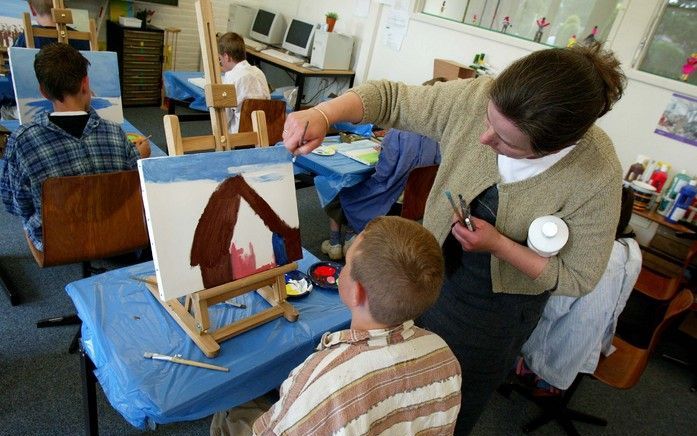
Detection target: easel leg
<box><xmin>80</xmin><ymin>347</ymin><xmax>99</xmax><ymax>436</ymax></box>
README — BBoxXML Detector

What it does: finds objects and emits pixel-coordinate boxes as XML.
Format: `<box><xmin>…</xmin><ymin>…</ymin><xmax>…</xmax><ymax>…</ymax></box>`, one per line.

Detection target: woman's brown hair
<box><xmin>490</xmin><ymin>43</ymin><xmax>626</xmax><ymax>155</ymax></box>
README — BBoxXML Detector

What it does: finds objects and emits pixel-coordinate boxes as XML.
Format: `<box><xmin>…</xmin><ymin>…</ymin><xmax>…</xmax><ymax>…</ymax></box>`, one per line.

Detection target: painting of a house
<box><xmin>138</xmin><ymin>147</ymin><xmax>301</xmax><ymax>301</ymax></box>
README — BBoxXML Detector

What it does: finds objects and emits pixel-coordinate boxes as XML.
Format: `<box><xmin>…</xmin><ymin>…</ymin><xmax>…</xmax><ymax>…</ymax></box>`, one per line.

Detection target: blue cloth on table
<box><xmin>67</xmin><ymin>248</ymin><xmax>350</xmax><ymax>430</ymax></box>
<box><xmin>339</xmin><ymin>129</ymin><xmax>440</xmax><ymax>233</ymax></box>
<box><xmin>163</xmin><ymin>71</ymin><xmax>209</xmax><ymax>112</ymax></box>
<box><xmin>164</xmin><ymin>71</ymin><xmax>286</xmax><ymax>113</ymax></box>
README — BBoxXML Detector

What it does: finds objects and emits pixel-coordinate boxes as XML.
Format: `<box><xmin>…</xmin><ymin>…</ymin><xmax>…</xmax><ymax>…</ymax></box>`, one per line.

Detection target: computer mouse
<box><xmin>302</xmin><ymin>63</ymin><xmax>313</xmax><ymax>68</ymax></box>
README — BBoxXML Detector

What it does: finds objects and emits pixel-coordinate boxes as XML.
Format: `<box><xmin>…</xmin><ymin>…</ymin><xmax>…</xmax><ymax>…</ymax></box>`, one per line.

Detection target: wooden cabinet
<box><xmin>107</xmin><ymin>21</ymin><xmax>164</xmax><ymax>106</ymax></box>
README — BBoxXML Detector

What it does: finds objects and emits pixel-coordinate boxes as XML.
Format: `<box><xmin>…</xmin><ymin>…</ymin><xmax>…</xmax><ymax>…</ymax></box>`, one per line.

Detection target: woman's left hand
<box><xmin>450</xmin><ymin>215</ymin><xmax>505</xmax><ymax>254</ymax></box>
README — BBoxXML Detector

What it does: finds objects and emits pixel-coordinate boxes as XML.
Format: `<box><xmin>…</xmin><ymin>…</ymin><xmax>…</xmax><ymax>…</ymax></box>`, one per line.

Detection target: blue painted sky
<box><xmin>10</xmin><ymin>48</ymin><xmax>121</xmax><ymax>99</ymax></box>
<box><xmin>140</xmin><ymin>146</ymin><xmax>293</xmax><ymax>183</ymax></box>
<box><xmin>0</xmin><ymin>1</ymin><xmax>29</xmax><ymax>18</ymax></box>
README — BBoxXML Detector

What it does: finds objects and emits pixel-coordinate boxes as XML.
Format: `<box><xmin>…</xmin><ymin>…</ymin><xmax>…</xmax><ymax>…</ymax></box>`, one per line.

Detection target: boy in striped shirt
<box><xmin>253</xmin><ymin>216</ymin><xmax>462</xmax><ymax>435</ymax></box>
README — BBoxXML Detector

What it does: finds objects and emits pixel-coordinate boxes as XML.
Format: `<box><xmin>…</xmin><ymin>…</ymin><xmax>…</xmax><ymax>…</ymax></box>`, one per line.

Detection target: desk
<box><xmin>246</xmin><ymin>47</ymin><xmax>355</xmax><ymax>111</ymax></box>
<box><xmin>162</xmin><ymin>71</ymin><xmax>211</xmax><ymax>121</ymax></box>
<box><xmin>70</xmin><ymin>249</ymin><xmax>350</xmax><ymax>431</ymax></box>
<box><xmin>630</xmin><ymin>208</ymin><xmax>696</xmax><ymax>276</ymax></box>
<box><xmin>292</xmin><ymin>137</ymin><xmax>375</xmax><ymax>207</ymax></box>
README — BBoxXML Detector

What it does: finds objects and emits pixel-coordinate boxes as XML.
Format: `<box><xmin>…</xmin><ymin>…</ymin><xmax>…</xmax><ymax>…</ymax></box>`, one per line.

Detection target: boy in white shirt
<box><xmin>218</xmin><ymin>32</ymin><xmax>270</xmax><ymax>133</ymax></box>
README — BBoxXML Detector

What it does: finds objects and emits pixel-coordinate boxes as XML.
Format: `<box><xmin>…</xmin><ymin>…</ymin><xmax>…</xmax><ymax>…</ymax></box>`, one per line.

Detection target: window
<box><xmin>420</xmin><ymin>0</ymin><xmax>623</xmax><ymax>48</ymax></box>
<box><xmin>638</xmin><ymin>1</ymin><xmax>696</xmax><ymax>86</ymax></box>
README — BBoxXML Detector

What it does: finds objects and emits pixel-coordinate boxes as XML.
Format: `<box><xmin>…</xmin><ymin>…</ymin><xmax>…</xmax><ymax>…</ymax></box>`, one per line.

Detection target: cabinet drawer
<box><xmin>123</xmin><ymin>30</ymin><xmax>163</xmax><ymax>43</ymax></box>
<box><xmin>123</xmin><ymin>54</ymin><xmax>161</xmax><ymax>64</ymax></box>
<box><xmin>124</xmin><ymin>45</ymin><xmax>162</xmax><ymax>56</ymax></box>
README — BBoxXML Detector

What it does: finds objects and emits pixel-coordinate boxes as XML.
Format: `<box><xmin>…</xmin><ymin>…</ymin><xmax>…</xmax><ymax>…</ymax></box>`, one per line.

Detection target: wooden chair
<box><xmin>239</xmin><ymin>99</ymin><xmax>286</xmax><ymax>145</ymax></box>
<box><xmin>400</xmin><ymin>165</ymin><xmax>439</xmax><ymax>221</ymax></box>
<box><xmin>22</xmin><ymin>0</ymin><xmax>98</xmax><ymax>50</ymax></box>
<box><xmin>28</xmin><ymin>170</ymin><xmax>149</xmax><ymax>351</ymax></box>
<box><xmin>634</xmin><ymin>240</ymin><xmax>697</xmax><ymax>301</ymax></box>
<box><xmin>509</xmin><ymin>288</ymin><xmax>694</xmax><ymax>435</ymax></box>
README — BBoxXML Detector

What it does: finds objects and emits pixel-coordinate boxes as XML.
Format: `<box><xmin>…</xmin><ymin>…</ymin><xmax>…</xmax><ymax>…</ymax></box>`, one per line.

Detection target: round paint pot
<box><xmin>284</xmin><ymin>270</ymin><xmax>313</xmax><ymax>298</ymax></box>
<box><xmin>527</xmin><ymin>216</ymin><xmax>569</xmax><ymax>258</ymax></box>
<box><xmin>307</xmin><ymin>261</ymin><xmax>342</xmax><ymax>290</ymax></box>
<box><xmin>631</xmin><ymin>180</ymin><xmax>656</xmax><ymax>211</ymax></box>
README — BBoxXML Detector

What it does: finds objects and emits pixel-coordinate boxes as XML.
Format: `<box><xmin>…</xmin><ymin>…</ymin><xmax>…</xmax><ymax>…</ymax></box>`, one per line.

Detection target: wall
<box><xmin>365</xmin><ymin>0</ymin><xmax>697</xmax><ymax>176</ymax></box>
<box><xmin>76</xmin><ymin>0</ymin><xmax>697</xmax><ymax>173</ymax></box>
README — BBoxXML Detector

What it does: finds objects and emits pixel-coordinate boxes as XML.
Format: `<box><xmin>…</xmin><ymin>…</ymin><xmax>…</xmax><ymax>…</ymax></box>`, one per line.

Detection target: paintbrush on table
<box><xmin>144</xmin><ymin>352</ymin><xmax>229</xmax><ymax>372</ymax></box>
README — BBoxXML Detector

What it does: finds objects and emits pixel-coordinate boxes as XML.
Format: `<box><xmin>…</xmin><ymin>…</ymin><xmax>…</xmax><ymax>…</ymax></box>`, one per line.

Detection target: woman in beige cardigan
<box><xmin>283</xmin><ymin>44</ymin><xmax>626</xmax><ymax>434</ymax></box>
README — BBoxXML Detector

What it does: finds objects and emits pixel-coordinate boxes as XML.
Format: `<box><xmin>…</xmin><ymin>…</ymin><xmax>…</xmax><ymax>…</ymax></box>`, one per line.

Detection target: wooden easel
<box><xmin>151</xmin><ymin>0</ymin><xmax>297</xmax><ymax>358</ymax></box>
<box><xmin>23</xmin><ymin>0</ymin><xmax>98</xmax><ymax>50</ymax></box>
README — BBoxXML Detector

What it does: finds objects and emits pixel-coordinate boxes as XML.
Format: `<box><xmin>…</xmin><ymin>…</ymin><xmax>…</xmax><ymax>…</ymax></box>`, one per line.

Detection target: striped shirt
<box><xmin>0</xmin><ymin>109</ymin><xmax>140</xmax><ymax>250</ymax></box>
<box><xmin>253</xmin><ymin>320</ymin><xmax>462</xmax><ymax>435</ymax></box>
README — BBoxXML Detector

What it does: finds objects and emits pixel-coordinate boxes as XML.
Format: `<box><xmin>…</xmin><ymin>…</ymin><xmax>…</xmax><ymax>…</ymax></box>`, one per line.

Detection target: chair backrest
<box><xmin>594</xmin><ymin>288</ymin><xmax>693</xmax><ymax>389</ymax></box>
<box><xmin>27</xmin><ymin>170</ymin><xmax>149</xmax><ymax>267</ymax></box>
<box><xmin>646</xmin><ymin>288</ymin><xmax>694</xmax><ymax>352</ymax></box>
<box><xmin>238</xmin><ymin>99</ymin><xmax>286</xmax><ymax>145</ymax></box>
<box><xmin>23</xmin><ymin>6</ymin><xmax>98</xmax><ymax>51</ymax></box>
<box><xmin>164</xmin><ymin>111</ymin><xmax>270</xmax><ymax>156</ymax></box>
<box><xmin>401</xmin><ymin>165</ymin><xmax>439</xmax><ymax>221</ymax></box>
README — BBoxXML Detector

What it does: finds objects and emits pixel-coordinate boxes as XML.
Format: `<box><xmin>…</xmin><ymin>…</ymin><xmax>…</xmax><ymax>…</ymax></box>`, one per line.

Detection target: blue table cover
<box><xmin>163</xmin><ymin>71</ymin><xmax>209</xmax><ymax>112</ymax></box>
<box><xmin>66</xmin><ymin>249</ymin><xmax>350</xmax><ymax>430</ymax></box>
<box><xmin>293</xmin><ymin>137</ymin><xmax>375</xmax><ymax>207</ymax></box>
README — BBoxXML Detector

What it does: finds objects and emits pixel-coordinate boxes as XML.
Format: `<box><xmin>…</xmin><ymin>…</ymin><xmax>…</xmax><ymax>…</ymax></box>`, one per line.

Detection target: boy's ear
<box><xmin>81</xmin><ymin>76</ymin><xmax>90</xmax><ymax>94</ymax></box>
<box><xmin>353</xmin><ymin>281</ymin><xmax>368</xmax><ymax>307</ymax></box>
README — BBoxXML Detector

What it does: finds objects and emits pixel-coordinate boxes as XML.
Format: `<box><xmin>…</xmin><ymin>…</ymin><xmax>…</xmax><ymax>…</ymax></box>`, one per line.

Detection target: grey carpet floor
<box><xmin>0</xmin><ymin>106</ymin><xmax>694</xmax><ymax>435</ymax></box>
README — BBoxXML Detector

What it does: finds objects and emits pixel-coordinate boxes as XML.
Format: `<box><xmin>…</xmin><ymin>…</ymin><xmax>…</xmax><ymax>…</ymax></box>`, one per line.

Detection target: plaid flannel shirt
<box><xmin>0</xmin><ymin>109</ymin><xmax>140</xmax><ymax>250</ymax></box>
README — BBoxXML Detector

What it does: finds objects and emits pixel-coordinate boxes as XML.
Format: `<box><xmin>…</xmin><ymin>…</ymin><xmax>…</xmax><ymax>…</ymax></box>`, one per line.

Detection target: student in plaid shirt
<box><xmin>0</xmin><ymin>43</ymin><xmax>150</xmax><ymax>250</ymax></box>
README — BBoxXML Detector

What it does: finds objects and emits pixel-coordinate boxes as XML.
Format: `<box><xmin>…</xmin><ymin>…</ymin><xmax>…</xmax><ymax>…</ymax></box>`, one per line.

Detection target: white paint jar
<box><xmin>527</xmin><ymin>216</ymin><xmax>569</xmax><ymax>258</ymax></box>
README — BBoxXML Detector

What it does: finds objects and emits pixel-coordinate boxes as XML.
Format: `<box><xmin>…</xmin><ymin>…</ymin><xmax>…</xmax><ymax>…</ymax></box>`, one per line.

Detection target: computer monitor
<box><xmin>281</xmin><ymin>18</ymin><xmax>316</xmax><ymax>58</ymax></box>
<box><xmin>248</xmin><ymin>9</ymin><xmax>286</xmax><ymax>45</ymax></box>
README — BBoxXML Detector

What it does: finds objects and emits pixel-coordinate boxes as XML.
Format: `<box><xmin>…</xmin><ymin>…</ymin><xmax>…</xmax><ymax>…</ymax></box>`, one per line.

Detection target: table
<box><xmin>162</xmin><ymin>71</ymin><xmax>211</xmax><ymax>121</ymax></box>
<box><xmin>292</xmin><ymin>137</ymin><xmax>375</xmax><ymax>207</ymax></box>
<box><xmin>245</xmin><ymin>47</ymin><xmax>355</xmax><ymax>111</ymax></box>
<box><xmin>69</xmin><ymin>249</ymin><xmax>350</xmax><ymax>432</ymax></box>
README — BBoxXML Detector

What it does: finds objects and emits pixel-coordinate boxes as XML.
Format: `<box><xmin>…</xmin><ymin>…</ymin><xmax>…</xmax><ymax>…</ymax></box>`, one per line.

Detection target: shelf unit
<box><xmin>106</xmin><ymin>20</ymin><xmax>164</xmax><ymax>106</ymax></box>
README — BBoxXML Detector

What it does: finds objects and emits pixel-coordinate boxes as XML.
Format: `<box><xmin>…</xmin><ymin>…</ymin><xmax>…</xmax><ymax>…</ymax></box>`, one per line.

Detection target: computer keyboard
<box><xmin>260</xmin><ymin>48</ymin><xmax>305</xmax><ymax>65</ymax></box>
<box><xmin>243</xmin><ymin>37</ymin><xmax>267</xmax><ymax>51</ymax></box>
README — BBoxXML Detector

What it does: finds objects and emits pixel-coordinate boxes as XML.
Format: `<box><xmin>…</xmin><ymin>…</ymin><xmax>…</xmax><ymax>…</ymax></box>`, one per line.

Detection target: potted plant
<box><xmin>135</xmin><ymin>8</ymin><xmax>155</xmax><ymax>29</ymax></box>
<box><xmin>325</xmin><ymin>12</ymin><xmax>338</xmax><ymax>32</ymax></box>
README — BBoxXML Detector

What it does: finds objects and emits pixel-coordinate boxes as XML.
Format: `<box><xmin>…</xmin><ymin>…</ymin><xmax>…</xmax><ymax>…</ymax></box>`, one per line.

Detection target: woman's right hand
<box><xmin>283</xmin><ymin>108</ymin><xmax>328</xmax><ymax>157</ymax></box>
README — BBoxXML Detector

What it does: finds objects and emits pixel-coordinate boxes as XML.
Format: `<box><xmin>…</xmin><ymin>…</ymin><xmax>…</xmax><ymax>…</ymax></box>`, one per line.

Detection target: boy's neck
<box><xmin>349</xmin><ymin>309</ymin><xmax>393</xmax><ymax>331</ymax></box>
<box><xmin>36</xmin><ymin>15</ymin><xmax>55</xmax><ymax>27</ymax></box>
<box><xmin>52</xmin><ymin>96</ymin><xmax>89</xmax><ymax>113</ymax></box>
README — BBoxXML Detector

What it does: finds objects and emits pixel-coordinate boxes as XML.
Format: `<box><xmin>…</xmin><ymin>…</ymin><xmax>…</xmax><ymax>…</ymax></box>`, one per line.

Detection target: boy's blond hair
<box><xmin>29</xmin><ymin>0</ymin><xmax>53</xmax><ymax>16</ymax></box>
<box><xmin>351</xmin><ymin>216</ymin><xmax>444</xmax><ymax>325</ymax></box>
<box><xmin>217</xmin><ymin>32</ymin><xmax>246</xmax><ymax>63</ymax></box>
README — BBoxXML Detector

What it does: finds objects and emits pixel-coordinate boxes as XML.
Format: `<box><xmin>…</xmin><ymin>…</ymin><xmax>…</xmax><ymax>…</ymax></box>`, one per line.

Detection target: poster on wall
<box><xmin>654</xmin><ymin>93</ymin><xmax>697</xmax><ymax>147</ymax></box>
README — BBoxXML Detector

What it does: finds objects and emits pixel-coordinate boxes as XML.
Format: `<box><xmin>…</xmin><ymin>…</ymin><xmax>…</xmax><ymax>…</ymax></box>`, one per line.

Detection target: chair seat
<box><xmin>594</xmin><ymin>337</ymin><xmax>649</xmax><ymax>390</ymax></box>
<box><xmin>634</xmin><ymin>267</ymin><xmax>681</xmax><ymax>301</ymax></box>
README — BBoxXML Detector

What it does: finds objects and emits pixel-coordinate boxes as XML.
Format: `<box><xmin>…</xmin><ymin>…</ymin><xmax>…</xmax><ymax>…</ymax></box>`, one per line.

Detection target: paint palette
<box><xmin>307</xmin><ymin>261</ymin><xmax>342</xmax><ymax>290</ymax></box>
<box><xmin>311</xmin><ymin>145</ymin><xmax>336</xmax><ymax>156</ymax></box>
<box><xmin>284</xmin><ymin>270</ymin><xmax>313</xmax><ymax>298</ymax></box>
<box><xmin>127</xmin><ymin>133</ymin><xmax>146</xmax><ymax>143</ymax></box>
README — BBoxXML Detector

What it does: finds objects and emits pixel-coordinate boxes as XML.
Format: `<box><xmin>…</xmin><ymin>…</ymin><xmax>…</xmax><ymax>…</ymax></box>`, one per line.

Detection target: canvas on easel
<box><xmin>138</xmin><ymin>147</ymin><xmax>301</xmax><ymax>301</ymax></box>
<box><xmin>8</xmin><ymin>47</ymin><xmax>124</xmax><ymax>125</ymax></box>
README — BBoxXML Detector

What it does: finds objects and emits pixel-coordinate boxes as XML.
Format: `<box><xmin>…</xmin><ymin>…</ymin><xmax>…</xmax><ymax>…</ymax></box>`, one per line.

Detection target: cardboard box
<box><xmin>433</xmin><ymin>59</ymin><xmax>476</xmax><ymax>81</ymax></box>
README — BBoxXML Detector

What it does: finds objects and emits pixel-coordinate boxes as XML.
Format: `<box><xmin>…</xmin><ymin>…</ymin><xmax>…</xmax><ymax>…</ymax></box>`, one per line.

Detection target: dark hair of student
<box><xmin>29</xmin><ymin>0</ymin><xmax>53</xmax><ymax>16</ymax></box>
<box><xmin>34</xmin><ymin>43</ymin><xmax>90</xmax><ymax>102</ymax></box>
<box><xmin>616</xmin><ymin>185</ymin><xmax>635</xmax><ymax>239</ymax></box>
<box><xmin>217</xmin><ymin>32</ymin><xmax>246</xmax><ymax>63</ymax></box>
<box><xmin>490</xmin><ymin>43</ymin><xmax>626</xmax><ymax>155</ymax></box>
